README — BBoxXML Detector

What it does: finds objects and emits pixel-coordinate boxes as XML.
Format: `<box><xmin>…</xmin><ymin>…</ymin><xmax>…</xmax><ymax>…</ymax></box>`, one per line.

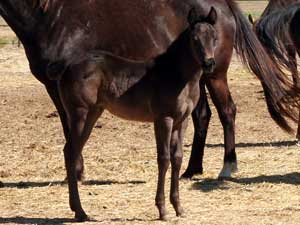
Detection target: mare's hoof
<box><xmin>218</xmin><ymin>162</ymin><xmax>238</xmax><ymax>179</ymax></box>
<box><xmin>181</xmin><ymin>168</ymin><xmax>203</xmax><ymax>179</ymax></box>
<box><xmin>75</xmin><ymin>212</ymin><xmax>90</xmax><ymax>222</ymax></box>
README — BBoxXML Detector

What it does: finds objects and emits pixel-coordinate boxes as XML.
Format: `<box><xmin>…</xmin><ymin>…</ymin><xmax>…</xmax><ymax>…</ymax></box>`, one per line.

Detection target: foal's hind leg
<box><xmin>154</xmin><ymin>117</ymin><xmax>173</xmax><ymax>220</ymax></box>
<box><xmin>181</xmin><ymin>78</ymin><xmax>211</xmax><ymax>179</ymax></box>
<box><xmin>59</xmin><ymin>64</ymin><xmax>103</xmax><ymax>221</ymax></box>
<box><xmin>63</xmin><ymin>107</ymin><xmax>103</xmax><ymax>221</ymax></box>
<box><xmin>45</xmin><ymin>82</ymin><xmax>84</xmax><ymax>181</ymax></box>
<box><xmin>170</xmin><ymin>119</ymin><xmax>188</xmax><ymax>217</ymax></box>
<box><xmin>206</xmin><ymin>77</ymin><xmax>237</xmax><ymax>179</ymax></box>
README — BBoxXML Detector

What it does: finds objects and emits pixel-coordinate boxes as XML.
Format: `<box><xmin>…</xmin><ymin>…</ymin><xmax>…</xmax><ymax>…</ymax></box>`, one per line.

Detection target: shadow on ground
<box><xmin>192</xmin><ymin>172</ymin><xmax>300</xmax><ymax>192</ymax></box>
<box><xmin>0</xmin><ymin>216</ymin><xmax>155</xmax><ymax>224</ymax></box>
<box><xmin>0</xmin><ymin>179</ymin><xmax>146</xmax><ymax>189</ymax></box>
<box><xmin>0</xmin><ymin>217</ymin><xmax>74</xmax><ymax>225</ymax></box>
<box><xmin>185</xmin><ymin>140</ymin><xmax>298</xmax><ymax>148</ymax></box>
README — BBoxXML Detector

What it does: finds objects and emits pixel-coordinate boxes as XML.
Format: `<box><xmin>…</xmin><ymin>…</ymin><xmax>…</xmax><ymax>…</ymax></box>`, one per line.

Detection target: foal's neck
<box><xmin>161</xmin><ymin>29</ymin><xmax>202</xmax><ymax>81</ymax></box>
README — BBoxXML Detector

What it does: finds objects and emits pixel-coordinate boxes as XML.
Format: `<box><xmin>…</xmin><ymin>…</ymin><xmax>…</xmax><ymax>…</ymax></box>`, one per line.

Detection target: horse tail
<box><xmin>289</xmin><ymin>5</ymin><xmax>300</xmax><ymax>55</ymax></box>
<box><xmin>225</xmin><ymin>0</ymin><xmax>300</xmax><ymax>134</ymax></box>
<box><xmin>255</xmin><ymin>4</ymin><xmax>300</xmax><ymax>72</ymax></box>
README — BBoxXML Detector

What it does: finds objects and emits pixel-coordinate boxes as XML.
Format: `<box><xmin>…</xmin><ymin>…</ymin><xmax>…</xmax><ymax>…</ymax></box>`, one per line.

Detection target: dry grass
<box><xmin>1</xmin><ymin>1</ymin><xmax>300</xmax><ymax>225</ymax></box>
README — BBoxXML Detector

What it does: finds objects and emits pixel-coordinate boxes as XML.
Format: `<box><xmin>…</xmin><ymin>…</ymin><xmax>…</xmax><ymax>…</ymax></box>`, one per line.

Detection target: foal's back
<box><xmin>90</xmin><ymin>34</ymin><xmax>198</xmax><ymax>122</ymax></box>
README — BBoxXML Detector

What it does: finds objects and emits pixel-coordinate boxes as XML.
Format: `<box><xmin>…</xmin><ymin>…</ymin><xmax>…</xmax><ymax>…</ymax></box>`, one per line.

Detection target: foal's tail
<box><xmin>225</xmin><ymin>0</ymin><xmax>300</xmax><ymax>134</ymax></box>
<box><xmin>255</xmin><ymin>4</ymin><xmax>300</xmax><ymax>72</ymax></box>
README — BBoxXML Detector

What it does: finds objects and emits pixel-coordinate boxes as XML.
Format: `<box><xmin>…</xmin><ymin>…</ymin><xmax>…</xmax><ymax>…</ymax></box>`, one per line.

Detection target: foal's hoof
<box><xmin>159</xmin><ymin>214</ymin><xmax>168</xmax><ymax>221</ymax></box>
<box><xmin>75</xmin><ymin>212</ymin><xmax>90</xmax><ymax>222</ymax></box>
<box><xmin>158</xmin><ymin>209</ymin><xmax>168</xmax><ymax>221</ymax></box>
<box><xmin>176</xmin><ymin>208</ymin><xmax>185</xmax><ymax>218</ymax></box>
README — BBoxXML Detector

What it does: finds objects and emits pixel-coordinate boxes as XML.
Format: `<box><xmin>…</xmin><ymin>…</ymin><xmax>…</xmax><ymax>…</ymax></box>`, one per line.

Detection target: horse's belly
<box><xmin>105</xmin><ymin>98</ymin><xmax>154</xmax><ymax>122</ymax></box>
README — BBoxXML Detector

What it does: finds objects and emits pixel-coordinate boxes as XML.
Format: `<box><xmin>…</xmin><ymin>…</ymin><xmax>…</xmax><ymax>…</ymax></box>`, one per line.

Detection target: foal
<box><xmin>57</xmin><ymin>7</ymin><xmax>217</xmax><ymax>221</ymax></box>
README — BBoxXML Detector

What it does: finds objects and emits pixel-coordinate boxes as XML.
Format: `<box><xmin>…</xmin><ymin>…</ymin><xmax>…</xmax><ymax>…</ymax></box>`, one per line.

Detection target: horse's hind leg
<box><xmin>206</xmin><ymin>77</ymin><xmax>237</xmax><ymax>179</ymax></box>
<box><xmin>45</xmin><ymin>82</ymin><xmax>85</xmax><ymax>181</ymax></box>
<box><xmin>154</xmin><ymin>117</ymin><xmax>173</xmax><ymax>220</ymax></box>
<box><xmin>170</xmin><ymin>119</ymin><xmax>188</xmax><ymax>217</ymax></box>
<box><xmin>59</xmin><ymin>64</ymin><xmax>103</xmax><ymax>221</ymax></box>
<box><xmin>63</xmin><ymin>106</ymin><xmax>103</xmax><ymax>221</ymax></box>
<box><xmin>181</xmin><ymin>78</ymin><xmax>211</xmax><ymax>179</ymax></box>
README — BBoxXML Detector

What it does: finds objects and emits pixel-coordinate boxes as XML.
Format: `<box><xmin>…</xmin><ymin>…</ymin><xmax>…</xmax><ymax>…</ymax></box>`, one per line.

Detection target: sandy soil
<box><xmin>1</xmin><ymin>1</ymin><xmax>300</xmax><ymax>225</ymax></box>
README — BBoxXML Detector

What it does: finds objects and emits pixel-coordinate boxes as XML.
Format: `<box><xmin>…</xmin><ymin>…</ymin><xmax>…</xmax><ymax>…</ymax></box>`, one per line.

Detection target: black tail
<box><xmin>225</xmin><ymin>0</ymin><xmax>300</xmax><ymax>134</ymax></box>
<box><xmin>289</xmin><ymin>5</ymin><xmax>300</xmax><ymax>58</ymax></box>
<box><xmin>255</xmin><ymin>4</ymin><xmax>300</xmax><ymax>72</ymax></box>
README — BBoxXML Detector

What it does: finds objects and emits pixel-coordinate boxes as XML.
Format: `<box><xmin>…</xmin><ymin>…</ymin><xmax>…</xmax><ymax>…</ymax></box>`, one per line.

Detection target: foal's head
<box><xmin>188</xmin><ymin>7</ymin><xmax>218</xmax><ymax>73</ymax></box>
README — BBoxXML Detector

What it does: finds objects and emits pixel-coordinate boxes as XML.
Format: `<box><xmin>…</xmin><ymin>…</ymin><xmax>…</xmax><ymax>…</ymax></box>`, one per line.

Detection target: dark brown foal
<box><xmin>56</xmin><ymin>8</ymin><xmax>218</xmax><ymax>221</ymax></box>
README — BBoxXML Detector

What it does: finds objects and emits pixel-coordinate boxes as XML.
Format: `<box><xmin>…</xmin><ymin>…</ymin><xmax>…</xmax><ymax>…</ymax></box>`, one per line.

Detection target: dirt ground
<box><xmin>1</xmin><ymin>1</ymin><xmax>300</xmax><ymax>225</ymax></box>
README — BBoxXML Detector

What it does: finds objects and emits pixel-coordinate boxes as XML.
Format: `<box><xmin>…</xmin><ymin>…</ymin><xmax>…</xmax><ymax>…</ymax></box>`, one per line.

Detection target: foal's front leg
<box><xmin>170</xmin><ymin>119</ymin><xmax>188</xmax><ymax>217</ymax></box>
<box><xmin>154</xmin><ymin>117</ymin><xmax>173</xmax><ymax>220</ymax></box>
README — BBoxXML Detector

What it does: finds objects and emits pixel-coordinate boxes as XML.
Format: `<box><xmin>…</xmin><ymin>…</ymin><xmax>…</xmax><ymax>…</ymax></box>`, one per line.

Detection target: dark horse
<box><xmin>1</xmin><ymin>0</ymin><xmax>300</xmax><ymax>221</ymax></box>
<box><xmin>250</xmin><ymin>0</ymin><xmax>300</xmax><ymax>139</ymax></box>
<box><xmin>54</xmin><ymin>7</ymin><xmax>218</xmax><ymax>220</ymax></box>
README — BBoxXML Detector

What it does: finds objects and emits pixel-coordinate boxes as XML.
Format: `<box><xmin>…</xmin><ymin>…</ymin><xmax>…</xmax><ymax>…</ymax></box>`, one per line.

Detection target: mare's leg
<box><xmin>154</xmin><ymin>117</ymin><xmax>173</xmax><ymax>221</ymax></box>
<box><xmin>181</xmin><ymin>78</ymin><xmax>211</xmax><ymax>179</ymax></box>
<box><xmin>59</xmin><ymin>63</ymin><xmax>102</xmax><ymax>221</ymax></box>
<box><xmin>170</xmin><ymin>119</ymin><xmax>188</xmax><ymax>217</ymax></box>
<box><xmin>45</xmin><ymin>82</ymin><xmax>84</xmax><ymax>180</ymax></box>
<box><xmin>206</xmin><ymin>76</ymin><xmax>237</xmax><ymax>179</ymax></box>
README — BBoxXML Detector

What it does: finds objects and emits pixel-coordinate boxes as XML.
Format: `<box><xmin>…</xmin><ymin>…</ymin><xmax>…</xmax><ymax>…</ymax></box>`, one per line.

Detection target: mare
<box><xmin>250</xmin><ymin>0</ymin><xmax>300</xmax><ymax>139</ymax></box>
<box><xmin>53</xmin><ymin>7</ymin><xmax>218</xmax><ymax>220</ymax></box>
<box><xmin>1</xmin><ymin>0</ymin><xmax>300</xmax><ymax>221</ymax></box>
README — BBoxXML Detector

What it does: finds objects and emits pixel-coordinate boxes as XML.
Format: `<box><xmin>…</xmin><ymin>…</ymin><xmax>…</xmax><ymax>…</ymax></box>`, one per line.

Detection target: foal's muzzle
<box><xmin>203</xmin><ymin>58</ymin><xmax>216</xmax><ymax>74</ymax></box>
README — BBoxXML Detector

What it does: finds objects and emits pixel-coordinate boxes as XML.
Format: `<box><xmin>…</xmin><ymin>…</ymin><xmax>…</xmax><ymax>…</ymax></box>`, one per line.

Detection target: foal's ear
<box><xmin>248</xmin><ymin>14</ymin><xmax>254</xmax><ymax>25</ymax></box>
<box><xmin>188</xmin><ymin>7</ymin><xmax>198</xmax><ymax>26</ymax></box>
<box><xmin>206</xmin><ymin>7</ymin><xmax>217</xmax><ymax>25</ymax></box>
